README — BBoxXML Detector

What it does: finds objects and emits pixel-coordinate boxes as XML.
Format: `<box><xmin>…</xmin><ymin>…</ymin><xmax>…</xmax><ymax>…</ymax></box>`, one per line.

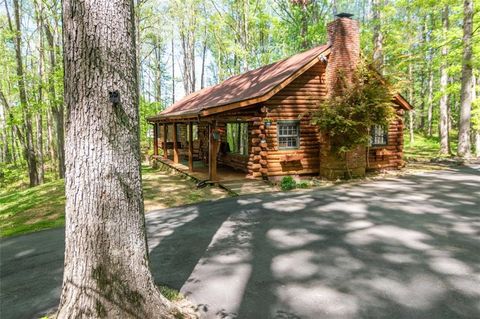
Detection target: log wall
<box><xmin>367</xmin><ymin>107</ymin><xmax>405</xmax><ymax>170</ymax></box>
<box><xmin>152</xmin><ymin>63</ymin><xmax>406</xmax><ymax>178</ymax></box>
<box><xmin>262</xmin><ymin>61</ymin><xmax>326</xmax><ymax>177</ymax></box>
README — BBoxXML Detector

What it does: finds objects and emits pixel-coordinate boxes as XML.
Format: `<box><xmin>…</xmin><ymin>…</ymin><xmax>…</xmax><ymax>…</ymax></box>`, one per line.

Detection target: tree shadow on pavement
<box><xmin>148</xmin><ymin>165</ymin><xmax>480</xmax><ymax>319</ymax></box>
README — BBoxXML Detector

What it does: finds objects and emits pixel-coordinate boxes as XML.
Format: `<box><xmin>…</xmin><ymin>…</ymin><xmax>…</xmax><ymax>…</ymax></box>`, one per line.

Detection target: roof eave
<box><xmin>394</xmin><ymin>93</ymin><xmax>413</xmax><ymax>111</ymax></box>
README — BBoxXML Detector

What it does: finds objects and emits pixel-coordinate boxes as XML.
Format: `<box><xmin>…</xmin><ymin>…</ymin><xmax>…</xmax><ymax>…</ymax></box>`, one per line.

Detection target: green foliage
<box><xmin>297</xmin><ymin>181</ymin><xmax>309</xmax><ymax>189</ymax></box>
<box><xmin>280</xmin><ymin>176</ymin><xmax>296</xmax><ymax>191</ymax></box>
<box><xmin>311</xmin><ymin>60</ymin><xmax>397</xmax><ymax>154</ymax></box>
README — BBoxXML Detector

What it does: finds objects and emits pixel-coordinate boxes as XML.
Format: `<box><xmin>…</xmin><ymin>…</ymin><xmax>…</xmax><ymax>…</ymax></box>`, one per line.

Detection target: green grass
<box><xmin>0</xmin><ymin>164</ymin><xmax>227</xmax><ymax>238</ymax></box>
<box><xmin>1</xmin><ymin>163</ymin><xmax>66</xmax><ymax>237</ymax></box>
<box><xmin>404</xmin><ymin>131</ymin><xmax>458</xmax><ymax>161</ymax></box>
<box><xmin>158</xmin><ymin>285</ymin><xmax>184</xmax><ymax>302</ymax></box>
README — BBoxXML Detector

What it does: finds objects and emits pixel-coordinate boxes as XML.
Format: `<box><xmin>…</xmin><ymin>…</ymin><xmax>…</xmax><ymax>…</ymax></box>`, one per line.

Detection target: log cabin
<box><xmin>147</xmin><ymin>14</ymin><xmax>412</xmax><ymax>181</ymax></box>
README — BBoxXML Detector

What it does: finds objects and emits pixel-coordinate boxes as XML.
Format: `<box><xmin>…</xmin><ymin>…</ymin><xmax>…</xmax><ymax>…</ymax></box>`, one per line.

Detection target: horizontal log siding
<box><xmin>263</xmin><ymin>61</ymin><xmax>326</xmax><ymax>176</ymax></box>
<box><xmin>367</xmin><ymin>108</ymin><xmax>405</xmax><ymax>170</ymax></box>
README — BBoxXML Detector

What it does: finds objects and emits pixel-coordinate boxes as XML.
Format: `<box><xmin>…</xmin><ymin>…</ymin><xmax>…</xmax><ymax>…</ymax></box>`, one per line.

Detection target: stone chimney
<box><xmin>325</xmin><ymin>13</ymin><xmax>360</xmax><ymax>96</ymax></box>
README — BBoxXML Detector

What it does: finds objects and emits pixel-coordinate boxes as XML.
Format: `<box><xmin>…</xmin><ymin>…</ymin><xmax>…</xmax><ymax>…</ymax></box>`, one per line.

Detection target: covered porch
<box><xmin>154</xmin><ymin>156</ymin><xmax>276</xmax><ymax>196</ymax></box>
<box><xmin>150</xmin><ymin>113</ymin><xmax>267</xmax><ymax>182</ymax></box>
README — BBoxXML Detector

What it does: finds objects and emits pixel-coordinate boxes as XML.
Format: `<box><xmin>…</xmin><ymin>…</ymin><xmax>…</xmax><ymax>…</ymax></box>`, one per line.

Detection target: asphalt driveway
<box><xmin>1</xmin><ymin>165</ymin><xmax>480</xmax><ymax>319</ymax></box>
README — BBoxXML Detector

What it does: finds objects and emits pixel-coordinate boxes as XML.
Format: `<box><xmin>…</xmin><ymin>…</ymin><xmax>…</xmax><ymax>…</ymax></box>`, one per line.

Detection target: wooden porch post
<box><xmin>153</xmin><ymin>123</ymin><xmax>158</xmax><ymax>156</ymax></box>
<box><xmin>188</xmin><ymin>122</ymin><xmax>194</xmax><ymax>172</ymax></box>
<box><xmin>173</xmin><ymin>123</ymin><xmax>179</xmax><ymax>163</ymax></box>
<box><xmin>162</xmin><ymin>123</ymin><xmax>168</xmax><ymax>159</ymax></box>
<box><xmin>208</xmin><ymin>123</ymin><xmax>218</xmax><ymax>181</ymax></box>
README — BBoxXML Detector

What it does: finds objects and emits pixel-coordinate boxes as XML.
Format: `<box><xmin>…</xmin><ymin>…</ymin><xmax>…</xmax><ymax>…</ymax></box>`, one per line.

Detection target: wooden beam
<box><xmin>173</xmin><ymin>123</ymin><xmax>179</xmax><ymax>163</ymax></box>
<box><xmin>188</xmin><ymin>122</ymin><xmax>193</xmax><ymax>172</ymax></box>
<box><xmin>162</xmin><ymin>124</ymin><xmax>168</xmax><ymax>159</ymax></box>
<box><xmin>153</xmin><ymin>123</ymin><xmax>158</xmax><ymax>156</ymax></box>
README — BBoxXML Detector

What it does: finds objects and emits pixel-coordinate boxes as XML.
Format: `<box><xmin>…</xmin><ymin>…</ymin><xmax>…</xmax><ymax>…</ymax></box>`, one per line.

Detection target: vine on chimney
<box><xmin>311</xmin><ymin>59</ymin><xmax>397</xmax><ymax>154</ymax></box>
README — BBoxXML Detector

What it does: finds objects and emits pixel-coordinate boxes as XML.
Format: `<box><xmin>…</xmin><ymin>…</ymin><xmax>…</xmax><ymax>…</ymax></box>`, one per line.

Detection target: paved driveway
<box><xmin>1</xmin><ymin>165</ymin><xmax>480</xmax><ymax>319</ymax></box>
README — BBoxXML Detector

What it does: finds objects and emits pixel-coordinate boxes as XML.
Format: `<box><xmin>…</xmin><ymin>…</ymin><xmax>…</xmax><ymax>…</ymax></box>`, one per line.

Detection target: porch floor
<box><xmin>154</xmin><ymin>157</ymin><xmax>277</xmax><ymax>196</ymax></box>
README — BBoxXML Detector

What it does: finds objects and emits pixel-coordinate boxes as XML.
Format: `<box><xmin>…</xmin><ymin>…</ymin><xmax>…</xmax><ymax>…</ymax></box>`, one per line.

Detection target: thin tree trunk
<box><xmin>154</xmin><ymin>36</ymin><xmax>162</xmax><ymax>108</ymax></box>
<box><xmin>457</xmin><ymin>0</ymin><xmax>473</xmax><ymax>157</ymax></box>
<box><xmin>35</xmin><ymin>0</ymin><xmax>45</xmax><ymax>183</ymax></box>
<box><xmin>46</xmin><ymin>108</ymin><xmax>56</xmax><ymax>165</ymax></box>
<box><xmin>372</xmin><ymin>0</ymin><xmax>383</xmax><ymax>72</ymax></box>
<box><xmin>35</xmin><ymin>113</ymin><xmax>44</xmax><ymax>183</ymax></box>
<box><xmin>439</xmin><ymin>6</ymin><xmax>450</xmax><ymax>155</ymax></box>
<box><xmin>200</xmin><ymin>27</ymin><xmax>207</xmax><ymax>90</ymax></box>
<box><xmin>45</xmin><ymin>20</ymin><xmax>65</xmax><ymax>178</ymax></box>
<box><xmin>9</xmin><ymin>0</ymin><xmax>39</xmax><ymax>186</ymax></box>
<box><xmin>473</xmin><ymin>73</ymin><xmax>479</xmax><ymax>157</ymax></box>
<box><xmin>427</xmin><ymin>68</ymin><xmax>434</xmax><ymax>136</ymax></box>
<box><xmin>171</xmin><ymin>36</ymin><xmax>175</xmax><ymax>104</ymax></box>
<box><xmin>0</xmin><ymin>104</ymin><xmax>9</xmax><ymax>163</ymax></box>
<box><xmin>408</xmin><ymin>61</ymin><xmax>414</xmax><ymax>144</ymax></box>
<box><xmin>1</xmin><ymin>88</ymin><xmax>24</xmax><ymax>165</ymax></box>
<box><xmin>58</xmin><ymin>0</ymin><xmax>175</xmax><ymax>317</ymax></box>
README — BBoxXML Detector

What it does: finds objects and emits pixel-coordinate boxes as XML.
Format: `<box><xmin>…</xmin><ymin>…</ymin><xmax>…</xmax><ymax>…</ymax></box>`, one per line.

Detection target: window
<box><xmin>278</xmin><ymin>121</ymin><xmax>300</xmax><ymax>149</ymax></box>
<box><xmin>370</xmin><ymin>125</ymin><xmax>388</xmax><ymax>146</ymax></box>
<box><xmin>226</xmin><ymin>123</ymin><xmax>249</xmax><ymax>155</ymax></box>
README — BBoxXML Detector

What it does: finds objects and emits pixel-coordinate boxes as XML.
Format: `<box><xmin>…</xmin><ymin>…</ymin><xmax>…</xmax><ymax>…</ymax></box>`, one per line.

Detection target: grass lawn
<box><xmin>404</xmin><ymin>131</ymin><xmax>458</xmax><ymax>161</ymax></box>
<box><xmin>0</xmin><ymin>164</ymin><xmax>228</xmax><ymax>238</ymax></box>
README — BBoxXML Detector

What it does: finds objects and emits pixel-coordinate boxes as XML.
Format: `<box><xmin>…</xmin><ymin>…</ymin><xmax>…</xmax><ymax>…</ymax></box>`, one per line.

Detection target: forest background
<box><xmin>0</xmin><ymin>0</ymin><xmax>478</xmax><ymax>187</ymax></box>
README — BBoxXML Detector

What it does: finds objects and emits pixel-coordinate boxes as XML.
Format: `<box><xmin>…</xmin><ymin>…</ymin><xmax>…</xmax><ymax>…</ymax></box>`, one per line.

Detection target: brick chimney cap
<box><xmin>335</xmin><ymin>12</ymin><xmax>354</xmax><ymax>18</ymax></box>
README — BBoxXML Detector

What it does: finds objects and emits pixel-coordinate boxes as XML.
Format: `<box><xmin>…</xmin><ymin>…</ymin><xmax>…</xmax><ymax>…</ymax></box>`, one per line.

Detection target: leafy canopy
<box><xmin>311</xmin><ymin>60</ymin><xmax>397</xmax><ymax>154</ymax></box>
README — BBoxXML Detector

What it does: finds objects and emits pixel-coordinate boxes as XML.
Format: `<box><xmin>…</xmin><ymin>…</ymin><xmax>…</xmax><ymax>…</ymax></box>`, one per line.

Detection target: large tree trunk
<box><xmin>457</xmin><ymin>0</ymin><xmax>473</xmax><ymax>157</ymax></box>
<box><xmin>439</xmin><ymin>6</ymin><xmax>450</xmax><ymax>155</ymax></box>
<box><xmin>9</xmin><ymin>0</ymin><xmax>39</xmax><ymax>186</ymax></box>
<box><xmin>58</xmin><ymin>1</ymin><xmax>175</xmax><ymax>317</ymax></box>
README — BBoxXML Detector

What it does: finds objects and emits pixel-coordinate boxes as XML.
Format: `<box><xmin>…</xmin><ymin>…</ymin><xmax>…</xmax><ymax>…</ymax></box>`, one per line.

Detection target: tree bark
<box><xmin>35</xmin><ymin>0</ymin><xmax>45</xmax><ymax>183</ymax></box>
<box><xmin>439</xmin><ymin>6</ymin><xmax>450</xmax><ymax>155</ymax></box>
<box><xmin>457</xmin><ymin>0</ymin><xmax>473</xmax><ymax>157</ymax></box>
<box><xmin>426</xmin><ymin>68</ymin><xmax>434</xmax><ymax>136</ymax></box>
<box><xmin>472</xmin><ymin>72</ymin><xmax>479</xmax><ymax>157</ymax></box>
<box><xmin>58</xmin><ymin>1</ymin><xmax>175</xmax><ymax>317</ymax></box>
<box><xmin>200</xmin><ymin>27</ymin><xmax>207</xmax><ymax>90</ymax></box>
<box><xmin>408</xmin><ymin>59</ymin><xmax>414</xmax><ymax>144</ymax></box>
<box><xmin>0</xmin><ymin>103</ymin><xmax>9</xmax><ymax>163</ymax></box>
<box><xmin>36</xmin><ymin>113</ymin><xmax>44</xmax><ymax>183</ymax></box>
<box><xmin>9</xmin><ymin>0</ymin><xmax>39</xmax><ymax>186</ymax></box>
<box><xmin>171</xmin><ymin>36</ymin><xmax>175</xmax><ymax>104</ymax></box>
<box><xmin>45</xmin><ymin>19</ymin><xmax>65</xmax><ymax>178</ymax></box>
<box><xmin>372</xmin><ymin>0</ymin><xmax>384</xmax><ymax>72</ymax></box>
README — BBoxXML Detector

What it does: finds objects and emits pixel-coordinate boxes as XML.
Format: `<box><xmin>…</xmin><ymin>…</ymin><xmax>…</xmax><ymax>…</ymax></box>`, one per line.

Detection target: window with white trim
<box><xmin>370</xmin><ymin>124</ymin><xmax>388</xmax><ymax>146</ymax></box>
<box><xmin>278</xmin><ymin>121</ymin><xmax>300</xmax><ymax>149</ymax></box>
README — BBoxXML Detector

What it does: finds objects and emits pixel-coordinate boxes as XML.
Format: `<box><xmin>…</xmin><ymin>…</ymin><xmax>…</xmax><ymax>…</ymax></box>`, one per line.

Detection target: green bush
<box><xmin>297</xmin><ymin>181</ymin><xmax>309</xmax><ymax>189</ymax></box>
<box><xmin>280</xmin><ymin>176</ymin><xmax>296</xmax><ymax>191</ymax></box>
